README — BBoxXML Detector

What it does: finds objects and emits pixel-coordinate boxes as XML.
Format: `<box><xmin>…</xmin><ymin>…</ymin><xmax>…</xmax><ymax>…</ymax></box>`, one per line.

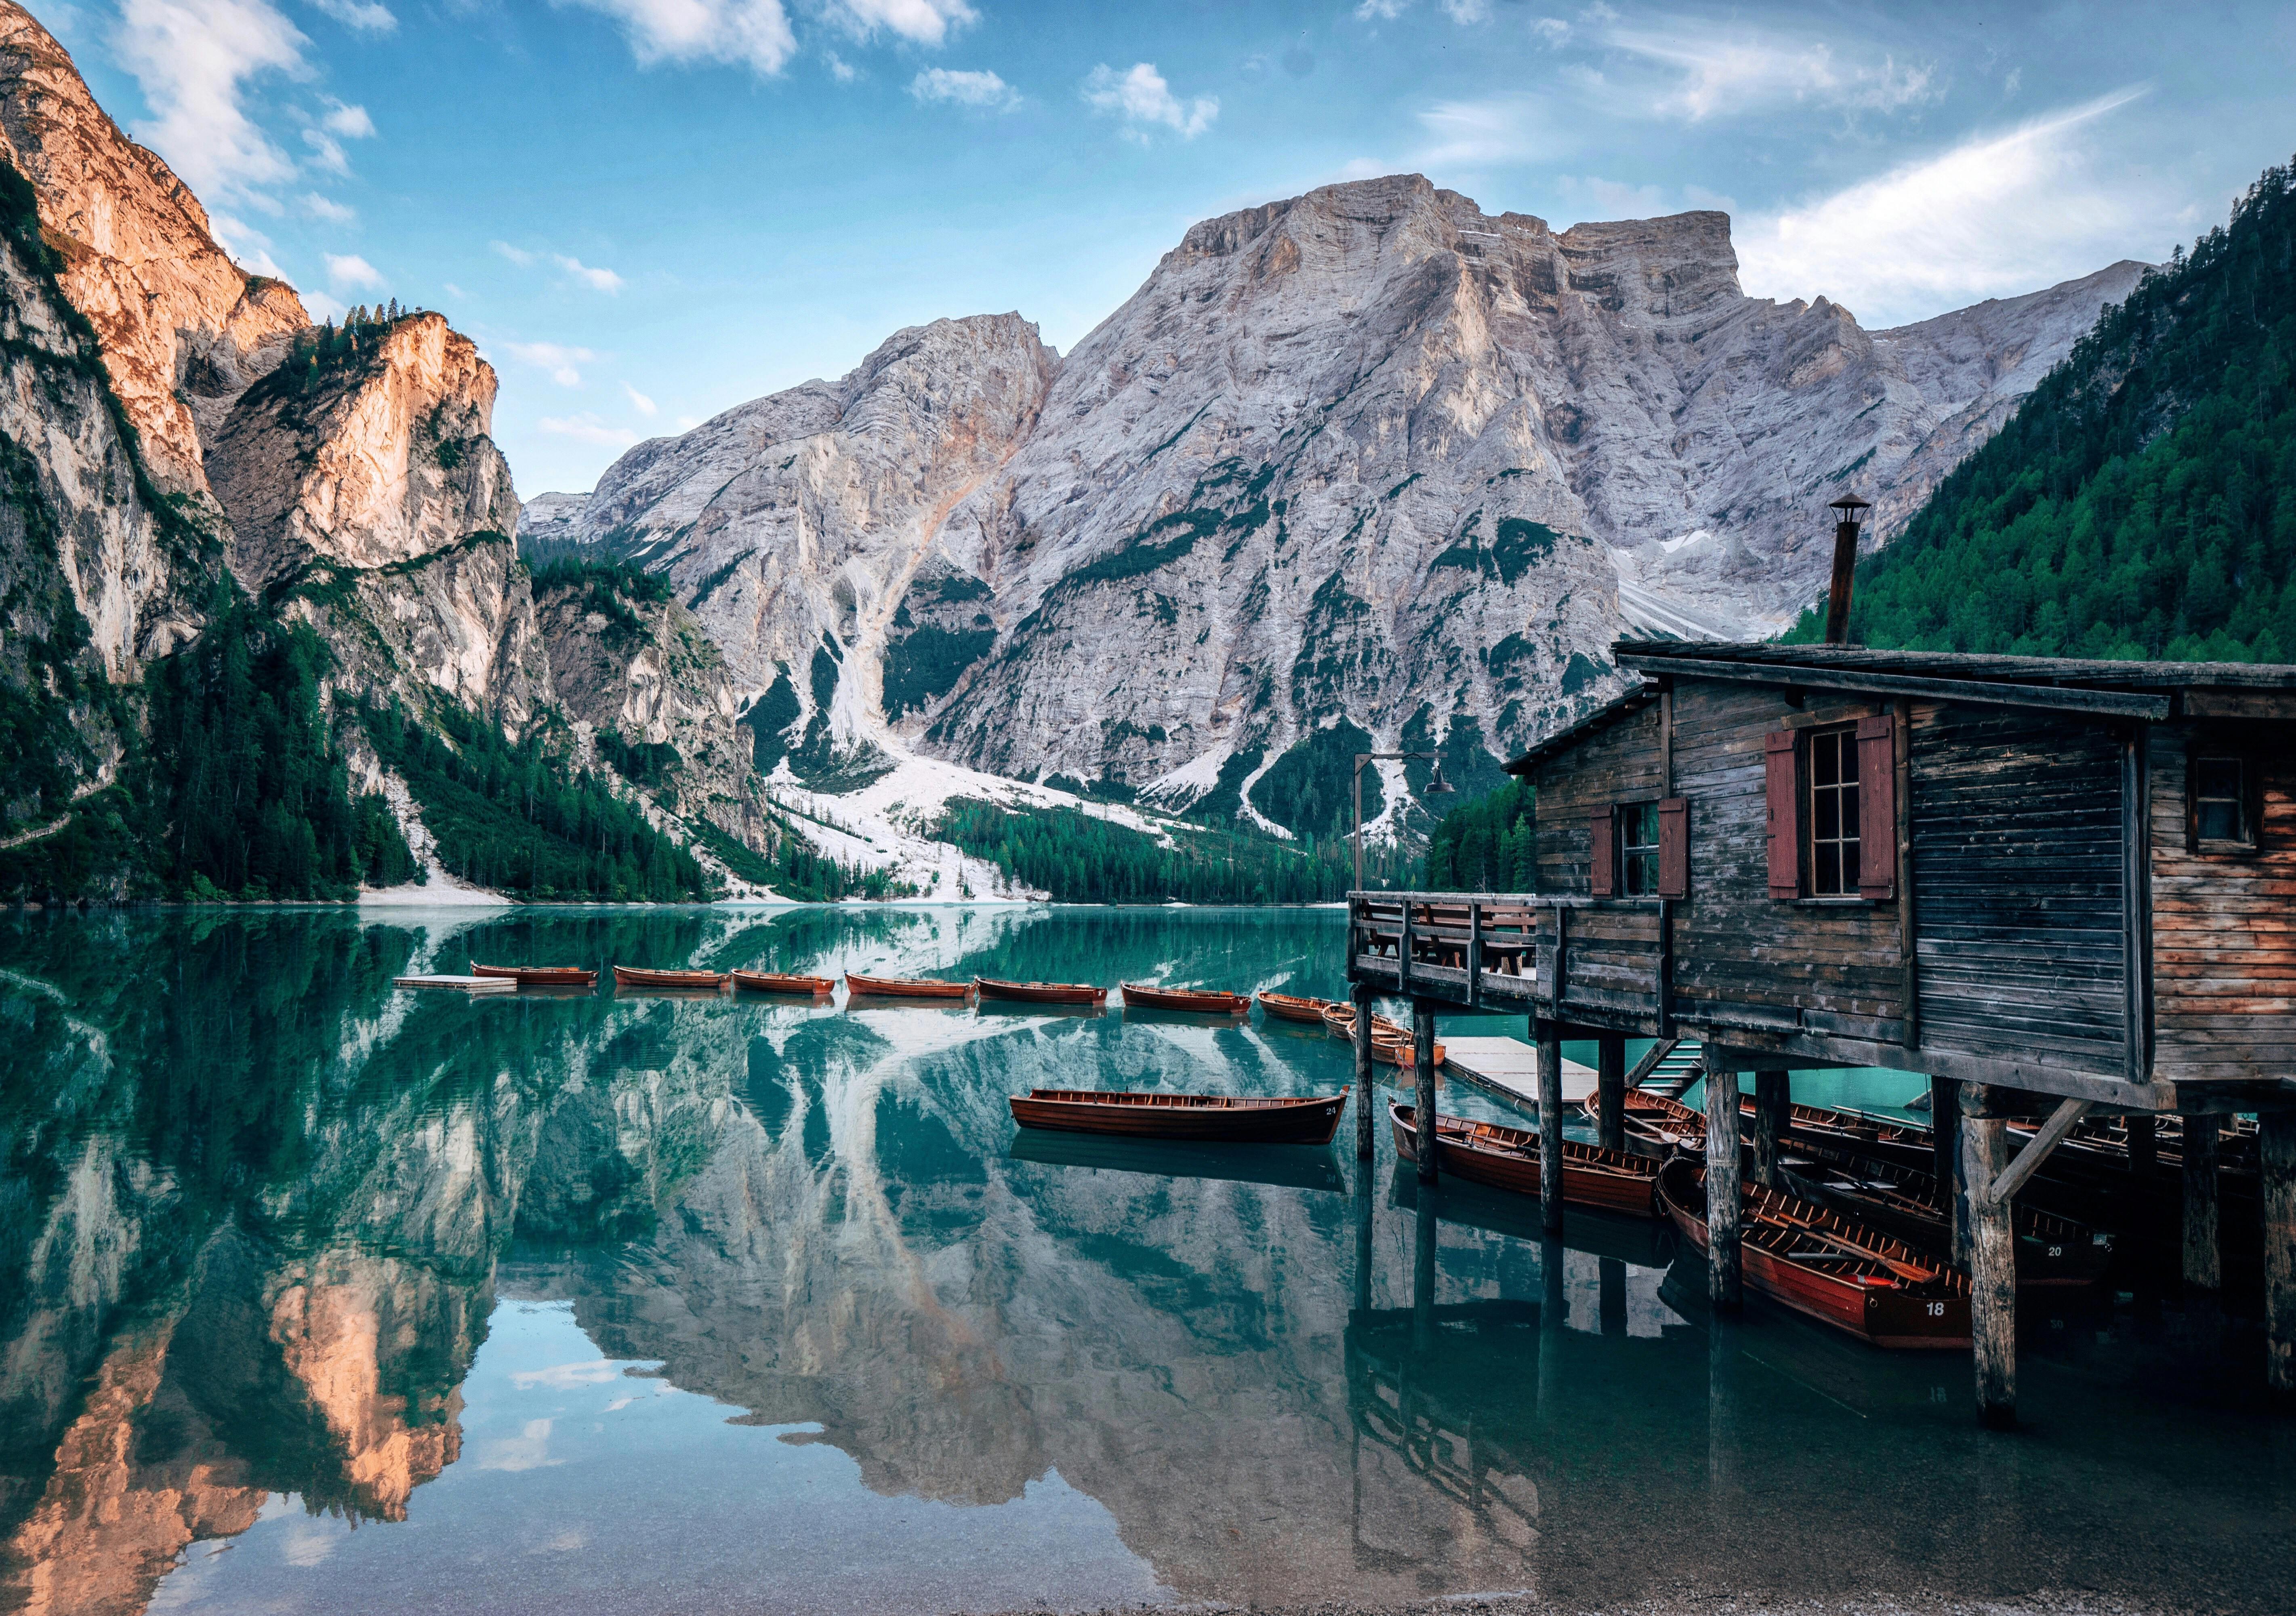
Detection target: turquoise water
<box><xmin>2</xmin><ymin>905</ymin><xmax>2288</xmax><ymax>1614</ymax></box>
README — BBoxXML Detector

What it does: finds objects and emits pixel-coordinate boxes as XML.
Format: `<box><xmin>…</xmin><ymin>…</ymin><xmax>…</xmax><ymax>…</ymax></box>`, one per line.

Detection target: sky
<box><xmin>42</xmin><ymin>0</ymin><xmax>2296</xmax><ymax>497</ymax></box>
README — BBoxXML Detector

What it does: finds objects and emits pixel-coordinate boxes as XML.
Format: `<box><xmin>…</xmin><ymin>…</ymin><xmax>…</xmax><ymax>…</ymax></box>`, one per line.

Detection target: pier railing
<box><xmin>1346</xmin><ymin>891</ymin><xmax>1668</xmax><ymax>1027</ymax></box>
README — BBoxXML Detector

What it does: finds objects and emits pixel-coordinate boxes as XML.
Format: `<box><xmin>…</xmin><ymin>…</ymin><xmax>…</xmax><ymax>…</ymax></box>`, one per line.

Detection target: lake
<box><xmin>3</xmin><ymin>905</ymin><xmax>2290</xmax><ymax>1615</ymax></box>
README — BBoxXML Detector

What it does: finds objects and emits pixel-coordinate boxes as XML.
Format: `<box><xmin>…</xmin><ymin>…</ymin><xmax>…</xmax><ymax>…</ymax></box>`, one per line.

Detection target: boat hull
<box><xmin>976</xmin><ymin>977</ymin><xmax>1108</xmax><ymax>1006</ymax></box>
<box><xmin>1656</xmin><ymin>1159</ymin><xmax>1970</xmax><ymax>1349</ymax></box>
<box><xmin>471</xmin><ymin>963</ymin><xmax>598</xmax><ymax>987</ymax></box>
<box><xmin>846</xmin><ymin>973</ymin><xmax>971</xmax><ymax>1000</ymax></box>
<box><xmin>1389</xmin><ymin>1103</ymin><xmax>1658</xmax><ymax>1217</ymax></box>
<box><xmin>1257</xmin><ymin>992</ymin><xmax>1335</xmax><ymax>1024</ymax></box>
<box><xmin>730</xmin><ymin>971</ymin><xmax>835</xmax><ymax>996</ymax></box>
<box><xmin>612</xmin><ymin>966</ymin><xmax>730</xmax><ymax>991</ymax></box>
<box><xmin>1121</xmin><ymin>982</ymin><xmax>1250</xmax><ymax>1014</ymax></box>
<box><xmin>1010</xmin><ymin>1086</ymin><xmax>1348</xmax><ymax>1144</ymax></box>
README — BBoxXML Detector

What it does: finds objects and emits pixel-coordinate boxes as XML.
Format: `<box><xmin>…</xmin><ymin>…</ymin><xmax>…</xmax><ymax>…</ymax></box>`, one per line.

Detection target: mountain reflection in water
<box><xmin>2</xmin><ymin>907</ymin><xmax>2290</xmax><ymax>1615</ymax></box>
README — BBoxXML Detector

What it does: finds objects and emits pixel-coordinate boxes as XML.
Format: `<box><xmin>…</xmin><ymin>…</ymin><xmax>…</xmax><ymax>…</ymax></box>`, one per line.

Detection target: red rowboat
<box><xmin>471</xmin><ymin>962</ymin><xmax>598</xmax><ymax>987</ymax></box>
<box><xmin>976</xmin><ymin>977</ymin><xmax>1108</xmax><ymax>1006</ymax></box>
<box><xmin>730</xmin><ymin>970</ymin><xmax>835</xmax><ymax>996</ymax></box>
<box><xmin>1655</xmin><ymin>1157</ymin><xmax>1970</xmax><ymax>1349</ymax></box>
<box><xmin>612</xmin><ymin>965</ymin><xmax>730</xmax><ymax>991</ymax></box>
<box><xmin>1257</xmin><ymin>991</ymin><xmax>1336</xmax><ymax>1024</ymax></box>
<box><xmin>1372</xmin><ymin>1035</ymin><xmax>1444</xmax><ymax>1070</ymax></box>
<box><xmin>1121</xmin><ymin>981</ymin><xmax>1250</xmax><ymax>1014</ymax></box>
<box><xmin>1389</xmin><ymin>1103</ymin><xmax>1659</xmax><ymax>1218</ymax></box>
<box><xmin>1784</xmin><ymin>1155</ymin><xmax>2111</xmax><ymax>1288</ymax></box>
<box><xmin>846</xmin><ymin>972</ymin><xmax>972</xmax><ymax>1000</ymax></box>
<box><xmin>1009</xmin><ymin>1086</ymin><xmax>1349</xmax><ymax>1143</ymax></box>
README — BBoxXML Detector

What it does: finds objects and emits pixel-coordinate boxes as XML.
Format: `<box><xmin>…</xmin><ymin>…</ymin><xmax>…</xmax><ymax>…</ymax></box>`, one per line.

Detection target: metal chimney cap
<box><xmin>1828</xmin><ymin>494</ymin><xmax>1872</xmax><ymax>515</ymax></box>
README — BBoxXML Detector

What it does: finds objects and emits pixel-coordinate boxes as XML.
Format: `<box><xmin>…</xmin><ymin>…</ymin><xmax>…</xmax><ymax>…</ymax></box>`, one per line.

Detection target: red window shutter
<box><xmin>1857</xmin><ymin>713</ymin><xmax>1897</xmax><ymax>899</ymax></box>
<box><xmin>1765</xmin><ymin>730</ymin><xmax>1799</xmax><ymax>898</ymax></box>
<box><xmin>1657</xmin><ymin>797</ymin><xmax>1688</xmax><ymax>898</ymax></box>
<box><xmin>1588</xmin><ymin>807</ymin><xmax>1615</xmax><ymax>896</ymax></box>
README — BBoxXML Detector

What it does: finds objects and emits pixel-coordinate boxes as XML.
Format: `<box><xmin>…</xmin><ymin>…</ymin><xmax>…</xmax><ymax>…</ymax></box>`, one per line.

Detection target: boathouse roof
<box><xmin>1505</xmin><ymin>639</ymin><xmax>2296</xmax><ymax>774</ymax></box>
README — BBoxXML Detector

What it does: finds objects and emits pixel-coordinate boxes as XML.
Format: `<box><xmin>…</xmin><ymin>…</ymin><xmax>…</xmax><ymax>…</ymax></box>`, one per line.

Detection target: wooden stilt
<box><xmin>1752</xmin><ymin>1070</ymin><xmax>1790</xmax><ymax>1189</ymax></box>
<box><xmin>1704</xmin><ymin>1063</ymin><xmax>1742</xmax><ymax>1309</ymax></box>
<box><xmin>1352</xmin><ymin>983</ymin><xmax>1377</xmax><ymax>1160</ymax></box>
<box><xmin>2126</xmin><ymin>1113</ymin><xmax>2158</xmax><ymax>1179</ymax></box>
<box><xmin>1596</xmin><ymin>1031</ymin><xmax>1626</xmax><ymax>1152</ymax></box>
<box><xmin>2262</xmin><ymin>1110</ymin><xmax>2296</xmax><ymax>1405</ymax></box>
<box><xmin>1537</xmin><ymin>1018</ymin><xmax>1565</xmax><ymax>1233</ymax></box>
<box><xmin>2183</xmin><ymin>1113</ymin><xmax>2222</xmax><ymax>1291</ymax></box>
<box><xmin>1413</xmin><ymin>1000</ymin><xmax>1438</xmax><ymax>1185</ymax></box>
<box><xmin>1354</xmin><ymin>1142</ymin><xmax>1376</xmax><ymax>1317</ymax></box>
<box><xmin>1960</xmin><ymin>1083</ymin><xmax>2016</xmax><ymax>1430</ymax></box>
<box><xmin>1931</xmin><ymin>1075</ymin><xmax>1962</xmax><ymax>1260</ymax></box>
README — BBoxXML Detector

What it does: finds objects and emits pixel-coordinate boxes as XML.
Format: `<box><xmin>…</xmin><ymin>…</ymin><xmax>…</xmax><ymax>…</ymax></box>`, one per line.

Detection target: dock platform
<box><xmin>1443</xmin><ymin>1037</ymin><xmax>1595</xmax><ymax>1115</ymax></box>
<box><xmin>393</xmin><ymin>974</ymin><xmax>517</xmax><ymax>993</ymax></box>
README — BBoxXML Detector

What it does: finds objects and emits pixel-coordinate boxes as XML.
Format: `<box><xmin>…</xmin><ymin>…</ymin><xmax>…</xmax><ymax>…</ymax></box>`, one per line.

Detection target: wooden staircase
<box><xmin>1627</xmin><ymin>1036</ymin><xmax>1705</xmax><ymax>1101</ymax></box>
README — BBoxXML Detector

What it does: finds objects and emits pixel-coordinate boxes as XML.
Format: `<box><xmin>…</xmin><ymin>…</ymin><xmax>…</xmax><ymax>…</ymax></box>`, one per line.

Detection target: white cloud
<box><xmin>301</xmin><ymin>191</ymin><xmax>355</xmax><ymax>222</ymax></box>
<box><xmin>302</xmin><ymin>129</ymin><xmax>349</xmax><ymax>174</ymax></box>
<box><xmin>622</xmin><ymin>382</ymin><xmax>658</xmax><ymax>416</ymax></box>
<box><xmin>1531</xmin><ymin>17</ymin><xmax>1570</xmax><ymax>44</ymax></box>
<box><xmin>478</xmin><ymin>1418</ymin><xmax>560</xmax><ymax>1472</ymax></box>
<box><xmin>320</xmin><ymin>97</ymin><xmax>376</xmax><ymax>138</ymax></box>
<box><xmin>442</xmin><ymin>282</ymin><xmax>469</xmax><ymax>301</ymax></box>
<box><xmin>111</xmin><ymin>0</ymin><xmax>305</xmax><ymax>204</ymax></box>
<box><xmin>510</xmin><ymin>1360</ymin><xmax>629</xmax><ymax>1390</ymax></box>
<box><xmin>1735</xmin><ymin>88</ymin><xmax>2157</xmax><ymax>327</ymax></box>
<box><xmin>826</xmin><ymin>0</ymin><xmax>974</xmax><ymax>46</ymax></box>
<box><xmin>1082</xmin><ymin>63</ymin><xmax>1216</xmax><ymax>141</ymax></box>
<box><xmin>1606</xmin><ymin>25</ymin><xmax>1939</xmax><ymax>122</ymax></box>
<box><xmin>504</xmin><ymin>340</ymin><xmax>599</xmax><ymax>386</ymax></box>
<box><xmin>554</xmin><ymin>254</ymin><xmax>625</xmax><ymax>292</ymax></box>
<box><xmin>1415</xmin><ymin>96</ymin><xmax>1570</xmax><ymax>168</ymax></box>
<box><xmin>1354</xmin><ymin>0</ymin><xmax>1406</xmax><ymax>18</ymax></box>
<box><xmin>557</xmin><ymin>0</ymin><xmax>797</xmax><ymax>76</ymax></box>
<box><xmin>1442</xmin><ymin>0</ymin><xmax>1491</xmax><ymax>21</ymax></box>
<box><xmin>209</xmin><ymin>211</ymin><xmax>281</xmax><ymax>274</ymax></box>
<box><xmin>309</xmin><ymin>0</ymin><xmax>396</xmax><ymax>29</ymax></box>
<box><xmin>540</xmin><ymin>412</ymin><xmax>641</xmax><ymax>447</ymax></box>
<box><xmin>492</xmin><ymin>240</ymin><xmax>537</xmax><ymax>267</ymax></box>
<box><xmin>304</xmin><ymin>288</ymin><xmax>346</xmax><ymax>322</ymax></box>
<box><xmin>324</xmin><ymin>251</ymin><xmax>383</xmax><ymax>289</ymax></box>
<box><xmin>910</xmin><ymin>67</ymin><xmax>1017</xmax><ymax>111</ymax></box>
<box><xmin>825</xmin><ymin>50</ymin><xmax>856</xmax><ymax>82</ymax></box>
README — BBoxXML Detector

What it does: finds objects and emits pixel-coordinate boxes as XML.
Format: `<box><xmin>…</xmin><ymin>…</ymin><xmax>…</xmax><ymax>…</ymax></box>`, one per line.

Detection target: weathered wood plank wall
<box><xmin>1910</xmin><ymin>707</ymin><xmax>2129</xmax><ymax>1077</ymax></box>
<box><xmin>2149</xmin><ymin>726</ymin><xmax>2296</xmax><ymax>1081</ymax></box>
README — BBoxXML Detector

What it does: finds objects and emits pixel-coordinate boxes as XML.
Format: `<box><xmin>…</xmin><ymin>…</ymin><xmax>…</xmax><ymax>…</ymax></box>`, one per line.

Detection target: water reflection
<box><xmin>0</xmin><ymin>907</ymin><xmax>2289</xmax><ymax>1615</ymax></box>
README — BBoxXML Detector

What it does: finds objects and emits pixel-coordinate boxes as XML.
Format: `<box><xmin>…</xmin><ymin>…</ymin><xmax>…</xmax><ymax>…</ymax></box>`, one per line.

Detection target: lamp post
<box><xmin>1352</xmin><ymin>751</ymin><xmax>1454</xmax><ymax>892</ymax></box>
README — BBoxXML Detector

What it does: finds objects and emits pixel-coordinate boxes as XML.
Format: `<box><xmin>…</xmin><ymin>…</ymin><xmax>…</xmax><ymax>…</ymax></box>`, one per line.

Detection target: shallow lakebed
<box><xmin>3</xmin><ymin>905</ymin><xmax>2290</xmax><ymax>1614</ymax></box>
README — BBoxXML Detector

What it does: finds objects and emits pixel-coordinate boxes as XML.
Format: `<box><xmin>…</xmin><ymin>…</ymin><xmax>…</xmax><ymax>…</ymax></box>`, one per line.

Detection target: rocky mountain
<box><xmin>0</xmin><ymin>4</ymin><xmax>780</xmax><ymax>901</ymax></box>
<box><xmin>543</xmin><ymin>177</ymin><xmax>2142</xmax><ymax>835</ymax></box>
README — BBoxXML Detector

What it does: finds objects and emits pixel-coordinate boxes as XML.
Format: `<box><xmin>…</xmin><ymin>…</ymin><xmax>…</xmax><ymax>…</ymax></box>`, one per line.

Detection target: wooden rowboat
<box><xmin>1257</xmin><ymin>991</ymin><xmax>1336</xmax><ymax>1024</ymax></box>
<box><xmin>1655</xmin><ymin>1157</ymin><xmax>1970</xmax><ymax>1349</ymax></box>
<box><xmin>1120</xmin><ymin>981</ymin><xmax>1250</xmax><ymax>1014</ymax></box>
<box><xmin>976</xmin><ymin>977</ymin><xmax>1108</xmax><ymax>1006</ymax></box>
<box><xmin>730</xmin><ymin>970</ymin><xmax>835</xmax><ymax>996</ymax></box>
<box><xmin>1389</xmin><ymin>1103</ymin><xmax>1659</xmax><ymax>1218</ymax></box>
<box><xmin>471</xmin><ymin>962</ymin><xmax>598</xmax><ymax>987</ymax></box>
<box><xmin>1781</xmin><ymin>1156</ymin><xmax>2111</xmax><ymax>1289</ymax></box>
<box><xmin>1320</xmin><ymin>1002</ymin><xmax>1405</xmax><ymax>1039</ymax></box>
<box><xmin>612</xmin><ymin>965</ymin><xmax>730</xmax><ymax>991</ymax></box>
<box><xmin>1371</xmin><ymin>1035</ymin><xmax>1444</xmax><ymax>1070</ymax></box>
<box><xmin>1009</xmin><ymin>1086</ymin><xmax>1349</xmax><ymax>1144</ymax></box>
<box><xmin>846</xmin><ymin>972</ymin><xmax>971</xmax><ymax>1000</ymax></box>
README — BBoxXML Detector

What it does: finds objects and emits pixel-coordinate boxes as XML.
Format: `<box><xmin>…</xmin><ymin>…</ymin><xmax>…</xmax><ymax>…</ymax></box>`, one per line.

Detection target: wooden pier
<box><xmin>1350</xmin><ymin>639</ymin><xmax>2296</xmax><ymax>1423</ymax></box>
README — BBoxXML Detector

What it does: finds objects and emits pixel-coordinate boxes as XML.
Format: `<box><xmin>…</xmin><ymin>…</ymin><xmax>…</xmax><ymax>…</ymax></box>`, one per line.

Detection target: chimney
<box><xmin>1823</xmin><ymin>495</ymin><xmax>1871</xmax><ymax>645</ymax></box>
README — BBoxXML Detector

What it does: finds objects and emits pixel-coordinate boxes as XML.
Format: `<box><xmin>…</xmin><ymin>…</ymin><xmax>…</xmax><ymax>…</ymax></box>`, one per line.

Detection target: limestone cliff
<box><xmin>554</xmin><ymin>176</ymin><xmax>2143</xmax><ymax>815</ymax></box>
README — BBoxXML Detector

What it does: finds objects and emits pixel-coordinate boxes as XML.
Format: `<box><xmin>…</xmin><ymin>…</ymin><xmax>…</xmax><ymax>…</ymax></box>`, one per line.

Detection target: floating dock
<box><xmin>393</xmin><ymin>974</ymin><xmax>518</xmax><ymax>993</ymax></box>
<box><xmin>1444</xmin><ymin>1037</ymin><xmax>1596</xmax><ymax>1112</ymax></box>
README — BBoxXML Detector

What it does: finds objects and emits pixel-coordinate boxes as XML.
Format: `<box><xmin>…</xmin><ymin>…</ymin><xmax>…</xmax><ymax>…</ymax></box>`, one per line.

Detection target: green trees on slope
<box><xmin>1788</xmin><ymin>158</ymin><xmax>2296</xmax><ymax>661</ymax></box>
<box><xmin>936</xmin><ymin>799</ymin><xmax>1352</xmax><ymax>903</ymax></box>
<box><xmin>1421</xmin><ymin>777</ymin><xmax>1536</xmax><ymax>892</ymax></box>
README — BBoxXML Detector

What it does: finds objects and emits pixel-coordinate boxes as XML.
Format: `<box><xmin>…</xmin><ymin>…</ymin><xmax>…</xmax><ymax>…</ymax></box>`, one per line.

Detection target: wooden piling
<box><xmin>1352</xmin><ymin>983</ymin><xmax>1377</xmax><ymax>1160</ymax></box>
<box><xmin>2127</xmin><ymin>1113</ymin><xmax>2158</xmax><ymax>1179</ymax></box>
<box><xmin>1704</xmin><ymin>1062</ymin><xmax>1742</xmax><ymax>1309</ymax></box>
<box><xmin>1596</xmin><ymin>1031</ymin><xmax>1626</xmax><ymax>1152</ymax></box>
<box><xmin>1354</xmin><ymin>1141</ymin><xmax>1376</xmax><ymax>1317</ymax></box>
<box><xmin>1537</xmin><ymin>1019</ymin><xmax>1565</xmax><ymax>1233</ymax></box>
<box><xmin>1413</xmin><ymin>1001</ymin><xmax>1438</xmax><ymax>1185</ymax></box>
<box><xmin>2262</xmin><ymin>1110</ymin><xmax>2296</xmax><ymax>1404</ymax></box>
<box><xmin>1960</xmin><ymin>1083</ymin><xmax>2017</xmax><ymax>1430</ymax></box>
<box><xmin>2183</xmin><ymin>1113</ymin><xmax>2222</xmax><ymax>1291</ymax></box>
<box><xmin>1752</xmin><ymin>1070</ymin><xmax>1789</xmax><ymax>1189</ymax></box>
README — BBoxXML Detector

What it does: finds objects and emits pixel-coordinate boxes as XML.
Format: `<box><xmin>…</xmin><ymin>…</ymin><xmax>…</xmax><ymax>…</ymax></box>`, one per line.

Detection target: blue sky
<box><xmin>47</xmin><ymin>1</ymin><xmax>2296</xmax><ymax>497</ymax></box>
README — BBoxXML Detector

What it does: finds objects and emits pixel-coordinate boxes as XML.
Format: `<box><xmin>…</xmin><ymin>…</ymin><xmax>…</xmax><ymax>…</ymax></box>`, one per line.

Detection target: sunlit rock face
<box><xmin>553</xmin><ymin>174</ymin><xmax>2142</xmax><ymax>794</ymax></box>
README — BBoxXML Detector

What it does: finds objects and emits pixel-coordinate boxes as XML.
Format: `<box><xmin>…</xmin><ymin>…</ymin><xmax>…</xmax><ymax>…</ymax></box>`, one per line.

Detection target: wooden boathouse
<box><xmin>1345</xmin><ymin>637</ymin><xmax>2296</xmax><ymax>1424</ymax></box>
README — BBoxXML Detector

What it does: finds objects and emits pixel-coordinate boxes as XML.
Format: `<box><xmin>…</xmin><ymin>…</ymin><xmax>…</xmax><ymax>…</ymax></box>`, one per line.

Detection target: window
<box><xmin>1620</xmin><ymin>802</ymin><xmax>1660</xmax><ymax>894</ymax></box>
<box><xmin>1808</xmin><ymin>728</ymin><xmax>1860</xmax><ymax>897</ymax></box>
<box><xmin>2194</xmin><ymin>756</ymin><xmax>2247</xmax><ymax>843</ymax></box>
